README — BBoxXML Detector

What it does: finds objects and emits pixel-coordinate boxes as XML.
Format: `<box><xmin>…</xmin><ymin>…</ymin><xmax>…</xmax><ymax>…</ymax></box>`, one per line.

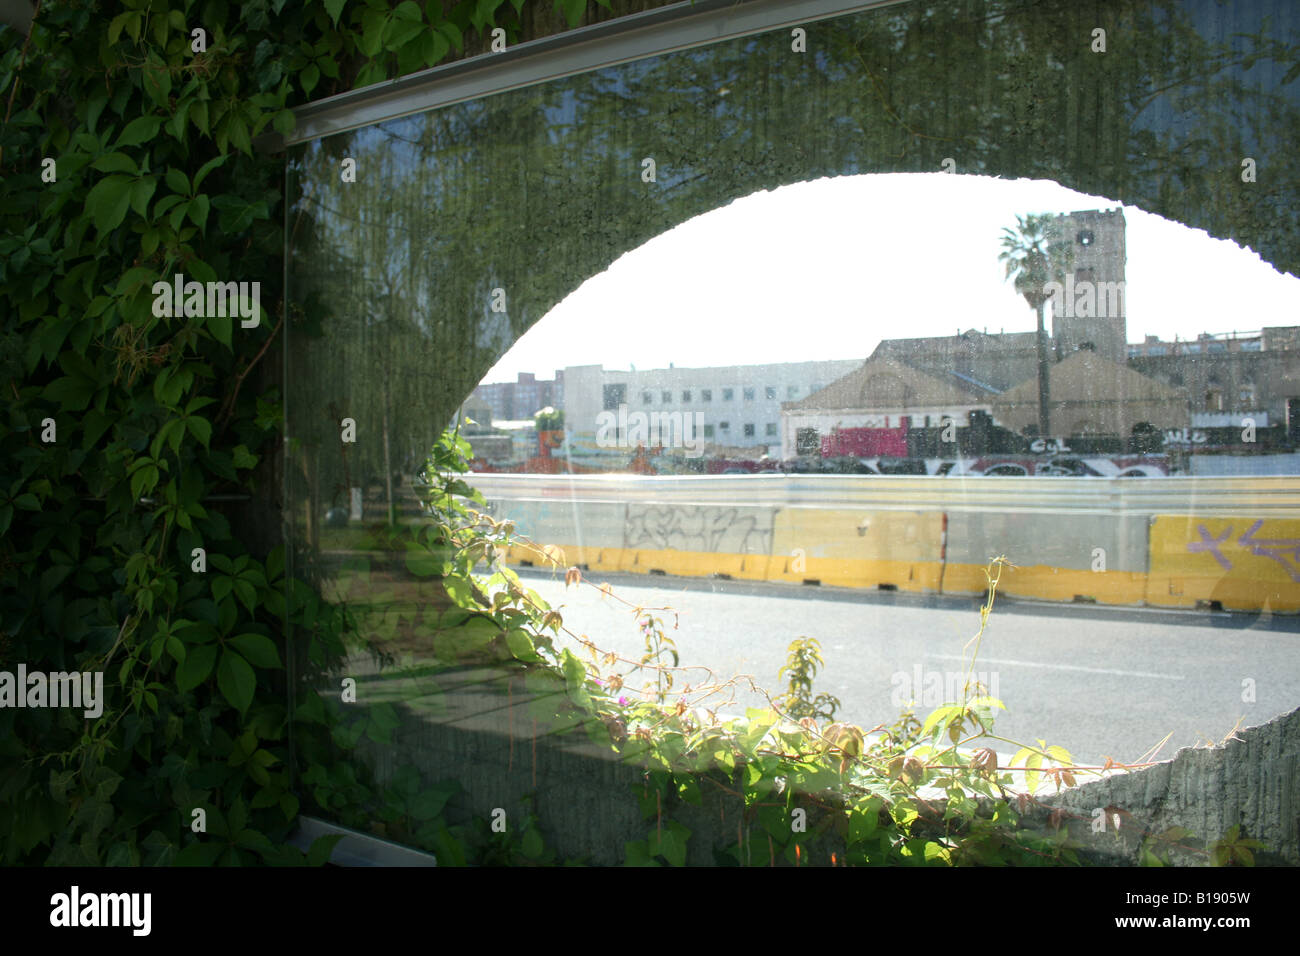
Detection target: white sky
<box><xmin>484</xmin><ymin>173</ymin><xmax>1300</xmax><ymax>383</ymax></box>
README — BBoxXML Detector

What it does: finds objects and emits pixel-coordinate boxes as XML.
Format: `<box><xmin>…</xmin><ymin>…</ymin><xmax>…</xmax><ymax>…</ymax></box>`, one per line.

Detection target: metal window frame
<box><xmin>280</xmin><ymin>0</ymin><xmax>908</xmax><ymax>147</ymax></box>
<box><xmin>290</xmin><ymin>815</ymin><xmax>439</xmax><ymax>867</ymax></box>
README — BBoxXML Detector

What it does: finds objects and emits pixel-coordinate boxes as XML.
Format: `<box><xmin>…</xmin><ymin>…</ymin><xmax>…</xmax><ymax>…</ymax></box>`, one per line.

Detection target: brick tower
<box><xmin>1050</xmin><ymin>208</ymin><xmax>1128</xmax><ymax>364</ymax></box>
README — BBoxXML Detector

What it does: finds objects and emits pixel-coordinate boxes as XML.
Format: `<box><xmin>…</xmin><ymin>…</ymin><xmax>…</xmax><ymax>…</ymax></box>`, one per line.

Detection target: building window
<box><xmin>1241</xmin><ymin>339</ymin><xmax>1262</xmax><ymax>351</ymax></box>
<box><xmin>703</xmin><ymin>424</ymin><xmax>714</xmax><ymax>438</ymax></box>
<box><xmin>702</xmin><ymin>389</ymin><xmax>712</xmax><ymax>402</ymax></box>
<box><xmin>662</xmin><ymin>390</ymin><xmax>672</xmax><ymax>403</ymax></box>
<box><xmin>1127</xmin><ymin>347</ymin><xmax>1141</xmax><ymax>358</ymax></box>
<box><xmin>722</xmin><ymin>388</ymin><xmax>734</xmax><ymax>401</ymax></box>
<box><xmin>787</xmin><ymin>386</ymin><xmax>799</xmax><ymax>399</ymax></box>
<box><xmin>765</xmin><ymin>386</ymin><xmax>776</xmax><ymax>399</ymax></box>
<box><xmin>720</xmin><ymin>421</ymin><xmax>730</xmax><ymax>431</ymax></box>
<box><xmin>795</xmin><ymin>427</ymin><xmax>819</xmax><ymax>455</ymax></box>
<box><xmin>682</xmin><ymin>390</ymin><xmax>691</xmax><ymax>402</ymax></box>
<box><xmin>765</xmin><ymin>423</ymin><xmax>777</xmax><ymax>436</ymax></box>
<box><xmin>602</xmin><ymin>383</ymin><xmax>626</xmax><ymax>411</ymax></box>
<box><xmin>641</xmin><ymin>391</ymin><xmax>653</xmax><ymax>404</ymax></box>
<box><xmin>1147</xmin><ymin>346</ymin><xmax>1167</xmax><ymax>356</ymax></box>
<box><xmin>1183</xmin><ymin>343</ymin><xmax>1201</xmax><ymax>354</ymax></box>
<box><xmin>1209</xmin><ymin>342</ymin><xmax>1227</xmax><ymax>353</ymax></box>
<box><xmin>744</xmin><ymin>423</ymin><xmax>755</xmax><ymax>437</ymax></box>
<box><xmin>743</xmin><ymin>387</ymin><xmax>755</xmax><ymax>401</ymax></box>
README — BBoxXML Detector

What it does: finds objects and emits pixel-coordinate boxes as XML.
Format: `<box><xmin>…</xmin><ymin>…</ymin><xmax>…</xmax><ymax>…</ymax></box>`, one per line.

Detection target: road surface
<box><xmin>513</xmin><ymin>567</ymin><xmax>1300</xmax><ymax>767</ymax></box>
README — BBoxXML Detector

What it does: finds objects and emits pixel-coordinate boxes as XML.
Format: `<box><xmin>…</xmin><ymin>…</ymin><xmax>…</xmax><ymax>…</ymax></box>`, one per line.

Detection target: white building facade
<box><xmin>561</xmin><ymin>359</ymin><xmax>861</xmax><ymax>457</ymax></box>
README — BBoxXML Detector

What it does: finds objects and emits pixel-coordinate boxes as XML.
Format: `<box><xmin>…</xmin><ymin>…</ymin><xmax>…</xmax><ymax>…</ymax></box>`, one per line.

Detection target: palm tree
<box><xmin>999</xmin><ymin>213</ymin><xmax>1071</xmax><ymax>439</ymax></box>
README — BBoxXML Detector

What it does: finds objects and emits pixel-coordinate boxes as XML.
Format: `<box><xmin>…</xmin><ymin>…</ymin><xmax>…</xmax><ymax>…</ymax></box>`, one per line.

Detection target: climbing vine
<box><xmin>0</xmin><ymin>0</ymin><xmax>1279</xmax><ymax>868</ymax></box>
<box><xmin>386</xmin><ymin>428</ymin><xmax>1258</xmax><ymax>866</ymax></box>
<box><xmin>0</xmin><ymin>0</ymin><xmax>632</xmax><ymax>866</ymax></box>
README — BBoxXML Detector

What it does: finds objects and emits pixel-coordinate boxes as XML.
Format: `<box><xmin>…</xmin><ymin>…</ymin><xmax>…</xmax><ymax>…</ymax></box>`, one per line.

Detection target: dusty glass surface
<box><xmin>284</xmin><ymin>0</ymin><xmax>1300</xmax><ymax>861</ymax></box>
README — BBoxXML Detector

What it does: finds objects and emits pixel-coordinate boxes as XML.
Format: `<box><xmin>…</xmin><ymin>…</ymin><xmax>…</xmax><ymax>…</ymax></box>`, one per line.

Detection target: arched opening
<box><xmin>279</xmin><ymin>0</ymin><xmax>1300</xmax><ymax>862</ymax></box>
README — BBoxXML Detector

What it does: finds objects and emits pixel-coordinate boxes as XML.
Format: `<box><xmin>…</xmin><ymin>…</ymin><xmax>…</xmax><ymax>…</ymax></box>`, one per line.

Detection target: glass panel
<box><xmin>285</xmin><ymin>0</ymin><xmax>1300</xmax><ymax>863</ymax></box>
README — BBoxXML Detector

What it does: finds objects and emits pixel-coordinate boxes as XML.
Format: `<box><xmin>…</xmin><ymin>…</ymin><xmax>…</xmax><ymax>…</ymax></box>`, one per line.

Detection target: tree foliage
<box><xmin>0</xmin><ymin>0</ymin><xmax>634</xmax><ymax>866</ymax></box>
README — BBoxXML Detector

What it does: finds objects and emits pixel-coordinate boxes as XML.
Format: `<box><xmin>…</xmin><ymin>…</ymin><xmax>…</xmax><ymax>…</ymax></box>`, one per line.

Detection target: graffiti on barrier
<box><xmin>1187</xmin><ymin>520</ymin><xmax>1300</xmax><ymax>582</ymax></box>
<box><xmin>624</xmin><ymin>504</ymin><xmax>772</xmax><ymax>554</ymax></box>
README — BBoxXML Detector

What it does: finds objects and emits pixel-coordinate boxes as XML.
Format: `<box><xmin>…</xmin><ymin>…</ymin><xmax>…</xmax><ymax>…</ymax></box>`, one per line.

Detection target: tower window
<box><xmin>1077</xmin><ymin>230</ymin><xmax>1094</xmax><ymax>246</ymax></box>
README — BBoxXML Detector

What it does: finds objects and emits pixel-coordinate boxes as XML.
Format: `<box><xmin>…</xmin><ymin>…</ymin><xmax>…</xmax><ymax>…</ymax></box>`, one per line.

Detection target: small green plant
<box><xmin>637</xmin><ymin>613</ymin><xmax>679</xmax><ymax>705</ymax></box>
<box><xmin>1208</xmin><ymin>825</ymin><xmax>1266</xmax><ymax>867</ymax></box>
<box><xmin>776</xmin><ymin>636</ymin><xmax>840</xmax><ymax>721</ymax></box>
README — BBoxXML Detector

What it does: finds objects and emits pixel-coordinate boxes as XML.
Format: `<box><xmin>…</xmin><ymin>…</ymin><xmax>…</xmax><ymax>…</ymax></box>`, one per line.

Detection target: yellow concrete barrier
<box><xmin>1147</xmin><ymin>515</ymin><xmax>1300</xmax><ymax>612</ymax></box>
<box><xmin>941</xmin><ymin>562</ymin><xmax>1148</xmax><ymax>605</ymax></box>
<box><xmin>768</xmin><ymin>508</ymin><xmax>944</xmax><ymax>592</ymax></box>
<box><xmin>619</xmin><ymin>548</ymin><xmax>772</xmax><ymax>580</ymax></box>
<box><xmin>480</xmin><ymin>482</ymin><xmax>1299</xmax><ymax>613</ymax></box>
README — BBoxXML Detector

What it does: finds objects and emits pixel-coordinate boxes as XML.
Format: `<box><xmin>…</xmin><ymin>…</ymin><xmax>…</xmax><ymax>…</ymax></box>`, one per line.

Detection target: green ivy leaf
<box><xmin>211</xmin><ymin>195</ymin><xmax>269</xmax><ymax>233</ymax></box>
<box><xmin>176</xmin><ymin>643</ymin><xmax>217</xmax><ymax>692</ymax></box>
<box><xmin>521</xmin><ymin>827</ymin><xmax>544</xmax><ymax>859</ymax></box>
<box><xmin>165</xmin><ymin>167</ymin><xmax>191</xmax><ymax>195</ymax></box>
<box><xmin>217</xmin><ymin>649</ymin><xmax>257</xmax><ymax>714</ymax></box>
<box><xmin>91</xmin><ymin>152</ymin><xmax>139</xmax><ymax>174</ymax></box>
<box><xmin>324</xmin><ymin>0</ymin><xmax>347</xmax><ymax>26</ymax></box>
<box><xmin>556</xmin><ymin>0</ymin><xmax>586</xmax><ymax>28</ymax></box>
<box><xmin>649</xmin><ymin>821</ymin><xmax>690</xmax><ymax>867</ymax></box>
<box><xmin>232</xmin><ymin>578</ymin><xmax>257</xmax><ymax>614</ymax></box>
<box><xmin>358</xmin><ymin>9</ymin><xmax>386</xmax><ymax>56</ymax></box>
<box><xmin>44</xmin><ymin>374</ymin><xmax>96</xmax><ymax>411</ymax></box>
<box><xmin>504</xmin><ymin>629</ymin><xmax>540</xmax><ymax>662</ymax></box>
<box><xmin>190</xmin><ymin>99</ymin><xmax>210</xmax><ymax>136</ymax></box>
<box><xmin>186</xmin><ymin>414</ymin><xmax>212</xmax><ymax>449</ymax></box>
<box><xmin>560</xmin><ymin>648</ymin><xmax>592</xmax><ymax>708</ymax></box>
<box><xmin>129</xmin><ymin>176</ymin><xmax>157</xmax><ymax>217</ymax></box>
<box><xmin>85</xmin><ymin>174</ymin><xmax>134</xmax><ymax>233</ymax></box>
<box><xmin>142</xmin><ymin>60</ymin><xmax>173</xmax><ymax>107</ymax></box>
<box><xmin>229</xmin><ymin>633</ymin><xmax>282</xmax><ymax>669</ymax></box>
<box><xmin>409</xmin><ymin>788</ymin><xmax>452</xmax><ymax>822</ymax></box>
<box><xmin>301</xmin><ymin>63</ymin><xmax>321</xmax><ymax>96</ymax></box>
<box><xmin>385</xmin><ymin>13</ymin><xmax>425</xmax><ymax>49</ymax></box>
<box><xmin>107</xmin><ymin>12</ymin><xmax>134</xmax><ymax>45</ymax></box>
<box><xmin>232</xmin><ymin>445</ymin><xmax>258</xmax><ymax>469</ymax></box>
<box><xmin>165</xmin><ymin>635</ymin><xmax>186</xmax><ymax>664</ymax></box>
<box><xmin>208</xmin><ymin>313</ymin><xmax>232</xmax><ymax>348</ymax></box>
<box><xmin>436</xmin><ymin>20</ymin><xmax>462</xmax><ymax>51</ymax></box>
<box><xmin>115</xmin><ymin>115</ymin><xmax>163</xmax><ymax>148</ymax></box>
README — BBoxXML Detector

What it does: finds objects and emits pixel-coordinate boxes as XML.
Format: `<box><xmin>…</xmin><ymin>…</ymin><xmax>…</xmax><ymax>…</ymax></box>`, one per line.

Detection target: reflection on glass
<box><xmin>284</xmin><ymin>0</ymin><xmax>1300</xmax><ymax>864</ymax></box>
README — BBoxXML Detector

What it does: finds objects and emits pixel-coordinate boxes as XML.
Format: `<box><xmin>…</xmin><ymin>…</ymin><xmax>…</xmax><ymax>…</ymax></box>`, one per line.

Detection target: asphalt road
<box><xmin>513</xmin><ymin>567</ymin><xmax>1300</xmax><ymax>767</ymax></box>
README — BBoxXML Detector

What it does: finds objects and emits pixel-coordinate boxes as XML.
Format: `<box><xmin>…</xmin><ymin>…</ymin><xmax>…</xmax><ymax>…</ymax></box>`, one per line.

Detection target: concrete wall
<box><xmin>1026</xmin><ymin>705</ymin><xmax>1300</xmax><ymax>866</ymax></box>
<box><xmin>474</xmin><ymin>475</ymin><xmax>1300</xmax><ymax>611</ymax></box>
<box><xmin>349</xmin><ymin>670</ymin><xmax>1300</xmax><ymax>865</ymax></box>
